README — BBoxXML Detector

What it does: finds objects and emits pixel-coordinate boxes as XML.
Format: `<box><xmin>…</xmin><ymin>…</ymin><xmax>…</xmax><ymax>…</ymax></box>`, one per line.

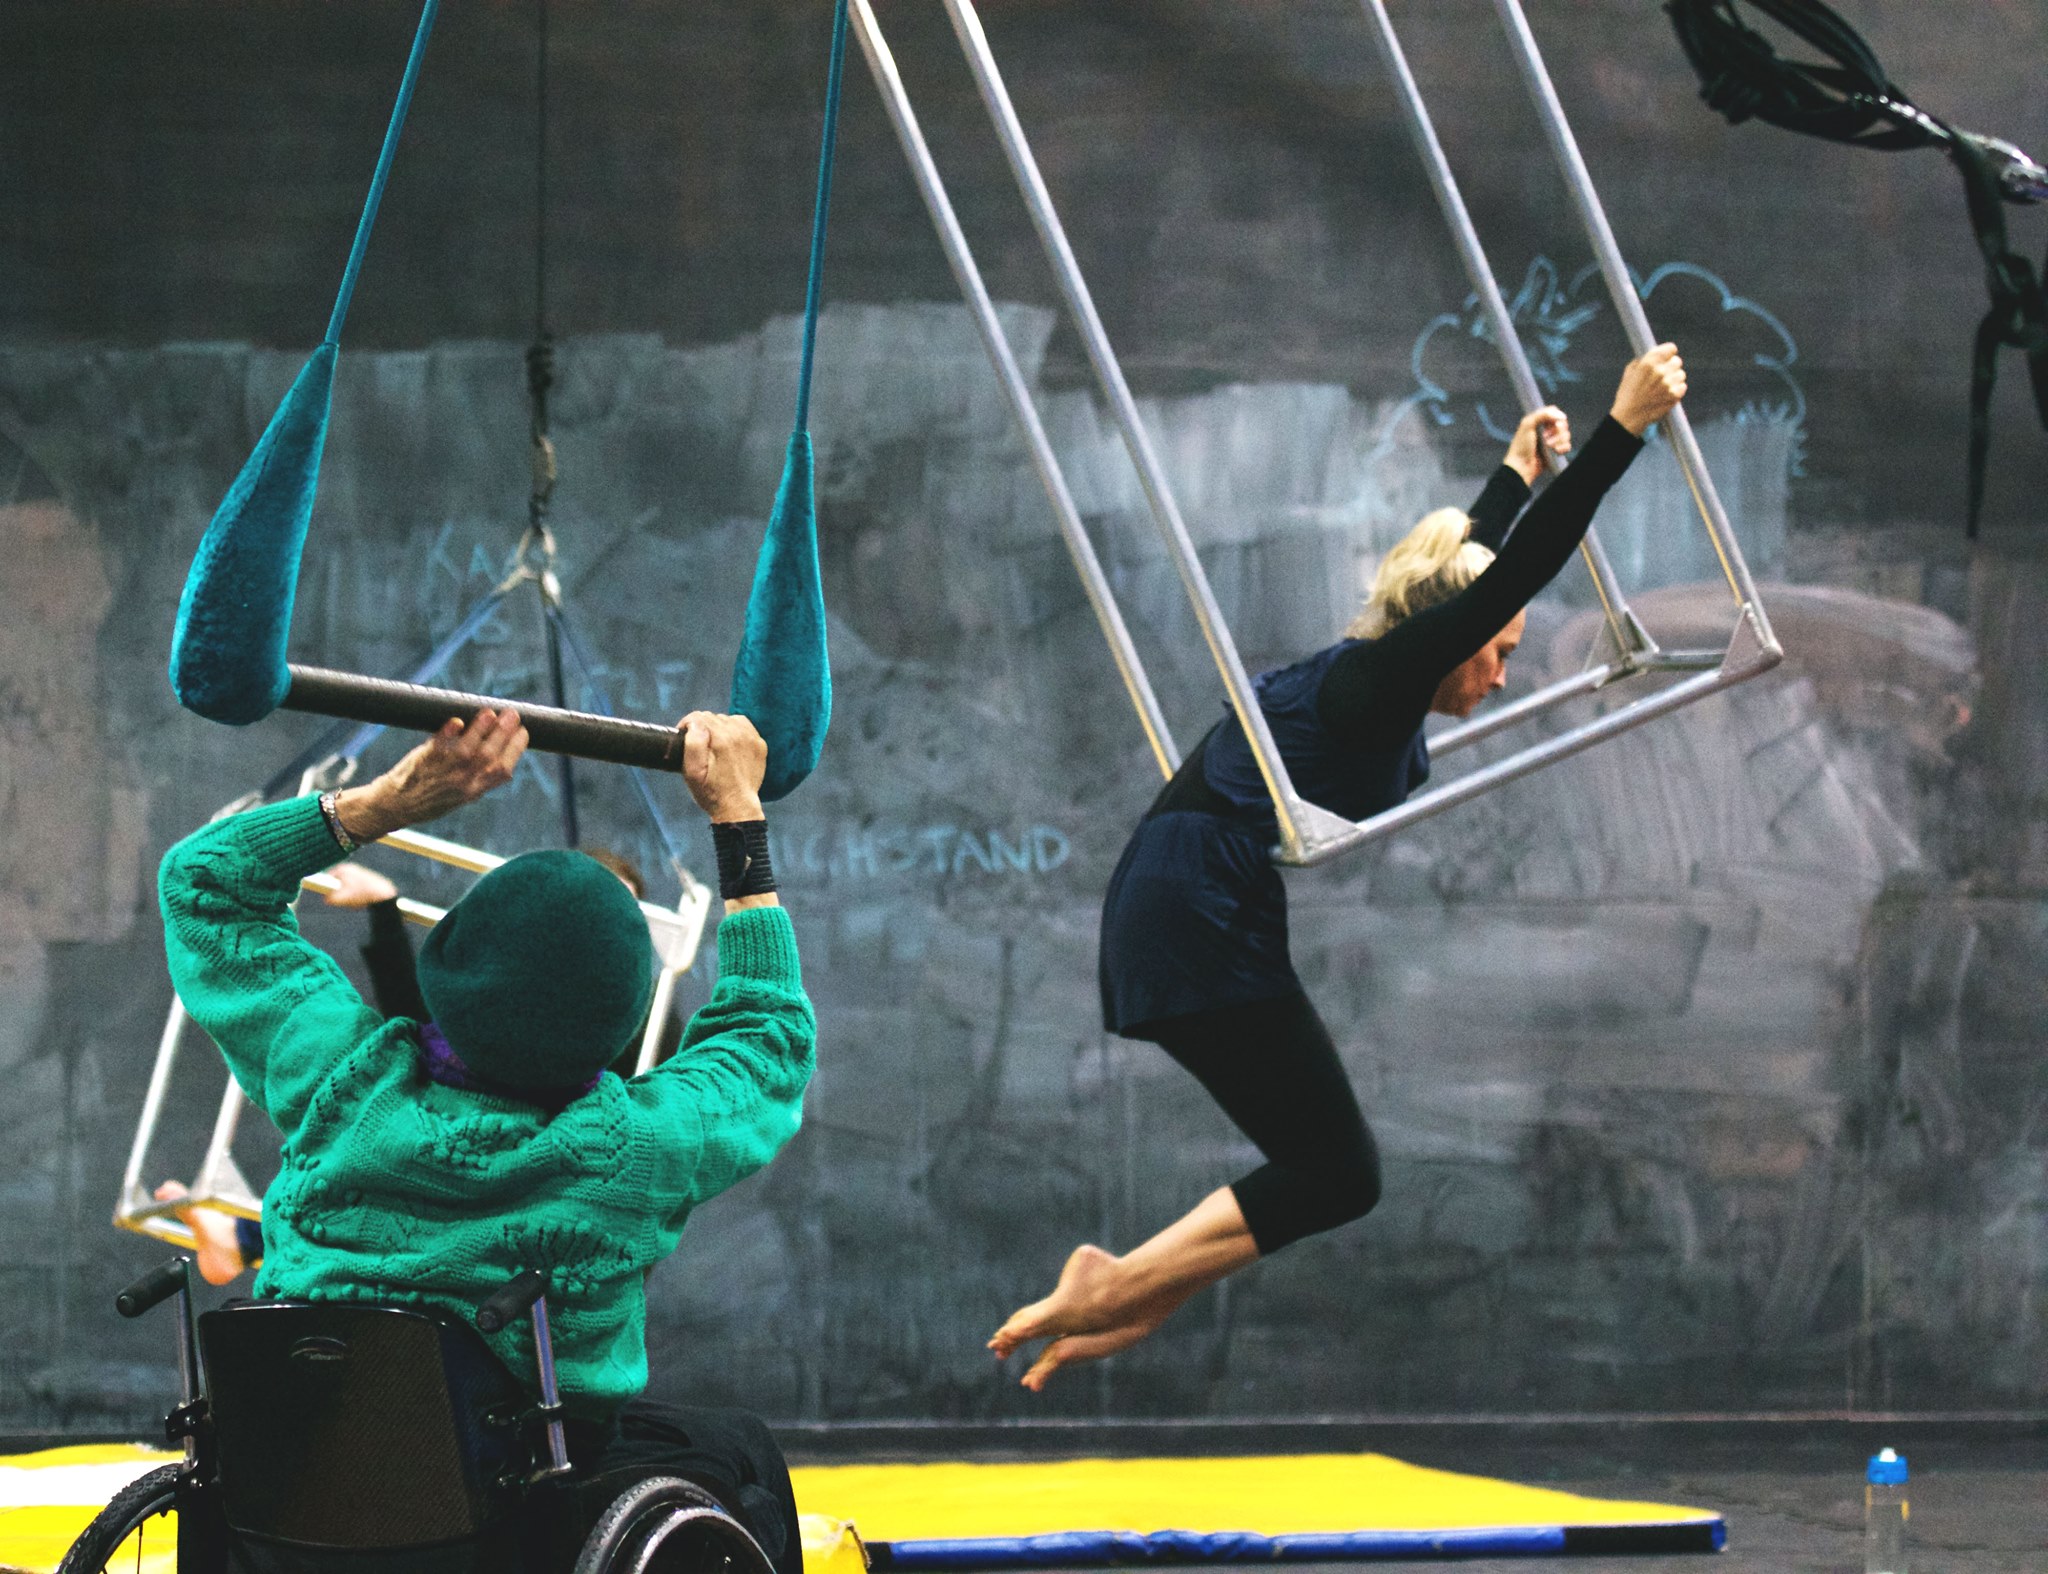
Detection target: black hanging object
<box><xmin>1666</xmin><ymin>0</ymin><xmax>2048</xmax><ymax>535</ymax></box>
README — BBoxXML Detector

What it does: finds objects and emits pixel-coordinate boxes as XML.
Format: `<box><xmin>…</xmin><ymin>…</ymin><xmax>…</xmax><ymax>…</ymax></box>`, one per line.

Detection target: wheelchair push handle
<box><xmin>117</xmin><ymin>1258</ymin><xmax>192</xmax><ymax>1319</ymax></box>
<box><xmin>476</xmin><ymin>1268</ymin><xmax>574</xmax><ymax>1482</ymax></box>
<box><xmin>476</xmin><ymin>1267</ymin><xmax>550</xmax><ymax>1335</ymax></box>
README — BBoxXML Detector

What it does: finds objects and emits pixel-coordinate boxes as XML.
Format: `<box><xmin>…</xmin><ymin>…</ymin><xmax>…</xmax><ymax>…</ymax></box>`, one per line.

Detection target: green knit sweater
<box><xmin>159</xmin><ymin>795</ymin><xmax>815</xmax><ymax>1419</ymax></box>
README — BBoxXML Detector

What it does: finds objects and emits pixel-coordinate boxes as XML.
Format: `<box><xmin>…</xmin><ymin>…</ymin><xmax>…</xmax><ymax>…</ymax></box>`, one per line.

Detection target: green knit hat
<box><xmin>416</xmin><ymin>850</ymin><xmax>655</xmax><ymax>1089</ymax></box>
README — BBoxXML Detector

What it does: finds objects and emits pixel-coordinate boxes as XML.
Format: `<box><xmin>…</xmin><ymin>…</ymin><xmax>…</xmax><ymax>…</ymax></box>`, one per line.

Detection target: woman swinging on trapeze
<box><xmin>992</xmin><ymin>343</ymin><xmax>1689</xmax><ymax>1390</ymax></box>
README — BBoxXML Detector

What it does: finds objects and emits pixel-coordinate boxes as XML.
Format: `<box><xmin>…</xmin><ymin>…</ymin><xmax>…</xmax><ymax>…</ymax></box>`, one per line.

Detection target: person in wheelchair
<box><xmin>145</xmin><ymin>705</ymin><xmax>814</xmax><ymax>1572</ymax></box>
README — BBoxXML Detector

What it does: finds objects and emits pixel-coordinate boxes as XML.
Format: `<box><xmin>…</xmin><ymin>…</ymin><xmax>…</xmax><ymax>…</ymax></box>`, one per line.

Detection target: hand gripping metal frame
<box><xmin>850</xmin><ymin>0</ymin><xmax>1782</xmax><ymax>866</ymax></box>
<box><xmin>114</xmin><ymin>811</ymin><xmax>711</xmax><ymax>1250</ymax></box>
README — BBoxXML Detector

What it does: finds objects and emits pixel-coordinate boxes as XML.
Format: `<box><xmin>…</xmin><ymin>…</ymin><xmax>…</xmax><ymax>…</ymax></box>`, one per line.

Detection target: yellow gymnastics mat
<box><xmin>0</xmin><ymin>1443</ymin><xmax>1725</xmax><ymax>1570</ymax></box>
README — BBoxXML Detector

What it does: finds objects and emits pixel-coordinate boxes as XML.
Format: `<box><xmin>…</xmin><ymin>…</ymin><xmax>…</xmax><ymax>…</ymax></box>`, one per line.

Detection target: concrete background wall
<box><xmin>1</xmin><ymin>0</ymin><xmax>2044</xmax><ymax>1429</ymax></box>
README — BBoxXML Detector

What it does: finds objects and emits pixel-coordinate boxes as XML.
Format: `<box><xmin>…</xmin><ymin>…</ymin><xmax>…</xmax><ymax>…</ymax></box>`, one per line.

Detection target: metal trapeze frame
<box><xmin>852</xmin><ymin>0</ymin><xmax>1781</xmax><ymax>867</ymax></box>
<box><xmin>115</xmin><ymin>813</ymin><xmax>712</xmax><ymax>1250</ymax></box>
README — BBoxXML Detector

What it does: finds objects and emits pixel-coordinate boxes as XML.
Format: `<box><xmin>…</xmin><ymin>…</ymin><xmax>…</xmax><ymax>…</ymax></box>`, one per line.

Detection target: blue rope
<box><xmin>546</xmin><ymin>602</ymin><xmax>692</xmax><ymax>883</ymax></box>
<box><xmin>324</xmin><ymin>0</ymin><xmax>442</xmax><ymax>346</ymax></box>
<box><xmin>543</xmin><ymin>601</ymin><xmax>581</xmax><ymax>848</ymax></box>
<box><xmin>791</xmin><ymin>0</ymin><xmax>851</xmax><ymax>433</ymax></box>
<box><xmin>331</xmin><ymin>582</ymin><xmax>514</xmax><ymax>758</ymax></box>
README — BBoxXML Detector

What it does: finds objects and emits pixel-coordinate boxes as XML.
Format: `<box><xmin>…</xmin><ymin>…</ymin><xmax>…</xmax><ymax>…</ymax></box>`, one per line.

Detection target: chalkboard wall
<box><xmin>2</xmin><ymin>0</ymin><xmax>2043</xmax><ymax>1431</ymax></box>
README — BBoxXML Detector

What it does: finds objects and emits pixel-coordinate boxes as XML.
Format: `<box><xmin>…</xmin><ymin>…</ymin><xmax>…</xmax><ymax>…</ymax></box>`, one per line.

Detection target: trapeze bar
<box><xmin>1428</xmin><ymin>662</ymin><xmax>1624</xmax><ymax>759</ymax></box>
<box><xmin>850</xmin><ymin>0</ymin><xmax>1179</xmax><ymax>779</ymax></box>
<box><xmin>1488</xmin><ymin>0</ymin><xmax>1780</xmax><ymax>651</ymax></box>
<box><xmin>1357</xmin><ymin>0</ymin><xmax>1644</xmax><ymax>660</ymax></box>
<box><xmin>1286</xmin><ymin>608</ymin><xmax>1777</xmax><ymax>866</ymax></box>
<box><xmin>637</xmin><ymin>965</ymin><xmax>682</xmax><ymax>1076</ymax></box>
<box><xmin>940</xmin><ymin>0</ymin><xmax>1319</xmax><ymax>857</ymax></box>
<box><xmin>115</xmin><ymin>995</ymin><xmax>193</xmax><ymax>1229</ymax></box>
<box><xmin>1646</xmin><ymin>649</ymin><xmax>1731</xmax><ymax>669</ymax></box>
<box><xmin>195</xmin><ymin>1079</ymin><xmax>253</xmax><ymax>1200</ymax></box>
<box><xmin>300</xmin><ymin>872</ymin><xmax>446</xmax><ymax>928</ymax></box>
<box><xmin>282</xmin><ymin>664</ymin><xmax>687</xmax><ymax>772</ymax></box>
<box><xmin>1429</xmin><ymin>646</ymin><xmax>1727</xmax><ymax>759</ymax></box>
<box><xmin>380</xmin><ymin>825</ymin><xmax>503</xmax><ymax>876</ymax></box>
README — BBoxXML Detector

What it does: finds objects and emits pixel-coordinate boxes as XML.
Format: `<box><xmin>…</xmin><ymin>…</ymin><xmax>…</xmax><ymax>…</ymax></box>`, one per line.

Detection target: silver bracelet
<box><xmin>317</xmin><ymin>791</ymin><xmax>359</xmax><ymax>855</ymax></box>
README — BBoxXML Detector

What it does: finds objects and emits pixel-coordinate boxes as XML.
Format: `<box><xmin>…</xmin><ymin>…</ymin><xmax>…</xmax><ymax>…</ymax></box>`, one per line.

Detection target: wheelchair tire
<box><xmin>574</xmin><ymin>1475</ymin><xmax>775</xmax><ymax>1574</ymax></box>
<box><xmin>57</xmin><ymin>1462</ymin><xmax>181</xmax><ymax>1574</ymax></box>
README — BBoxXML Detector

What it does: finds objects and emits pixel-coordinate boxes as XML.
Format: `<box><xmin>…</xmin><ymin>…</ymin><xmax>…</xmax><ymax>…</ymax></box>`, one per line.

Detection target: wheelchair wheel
<box><xmin>575</xmin><ymin>1475</ymin><xmax>775</xmax><ymax>1574</ymax></box>
<box><xmin>56</xmin><ymin>1463</ymin><xmax>181</xmax><ymax>1573</ymax></box>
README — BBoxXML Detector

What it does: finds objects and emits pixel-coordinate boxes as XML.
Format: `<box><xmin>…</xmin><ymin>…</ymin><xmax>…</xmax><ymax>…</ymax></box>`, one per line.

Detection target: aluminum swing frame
<box><xmin>115</xmin><ymin>814</ymin><xmax>712</xmax><ymax>1250</ymax></box>
<box><xmin>851</xmin><ymin>0</ymin><xmax>1781</xmax><ymax>867</ymax></box>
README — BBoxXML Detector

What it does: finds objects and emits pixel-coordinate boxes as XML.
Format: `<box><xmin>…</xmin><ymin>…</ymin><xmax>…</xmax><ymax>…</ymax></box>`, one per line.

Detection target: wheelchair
<box><xmin>61</xmin><ymin>1259</ymin><xmax>778</xmax><ymax>1574</ymax></box>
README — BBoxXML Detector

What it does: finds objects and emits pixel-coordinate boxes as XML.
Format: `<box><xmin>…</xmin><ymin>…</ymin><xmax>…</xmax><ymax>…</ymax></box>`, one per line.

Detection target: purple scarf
<box><xmin>417</xmin><ymin>1021</ymin><xmax>601</xmax><ymax>1109</ymax></box>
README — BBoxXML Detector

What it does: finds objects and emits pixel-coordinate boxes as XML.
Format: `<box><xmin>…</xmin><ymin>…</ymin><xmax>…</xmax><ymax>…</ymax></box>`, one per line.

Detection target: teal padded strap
<box><xmin>729</xmin><ymin>0</ymin><xmax>850</xmax><ymax>800</ymax></box>
<box><xmin>170</xmin><ymin>0</ymin><xmax>440</xmax><ymax>725</ymax></box>
<box><xmin>732</xmin><ymin>431</ymin><xmax>829</xmax><ymax>801</ymax></box>
<box><xmin>169</xmin><ymin>343</ymin><xmax>337</xmax><ymax>722</ymax></box>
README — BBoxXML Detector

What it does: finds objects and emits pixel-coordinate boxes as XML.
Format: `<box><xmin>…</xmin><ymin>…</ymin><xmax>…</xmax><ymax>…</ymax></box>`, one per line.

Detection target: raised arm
<box><xmin>161</xmin><ymin>708</ymin><xmax>529</xmax><ymax>1132</ymax></box>
<box><xmin>1322</xmin><ymin>347</ymin><xmax>1685</xmax><ymax>736</ymax></box>
<box><xmin>632</xmin><ymin>906</ymin><xmax>816</xmax><ymax>1218</ymax></box>
<box><xmin>160</xmin><ymin>797</ymin><xmax>388</xmax><ymax>1132</ymax></box>
<box><xmin>630</xmin><ymin>711</ymin><xmax>816</xmax><ymax>1218</ymax></box>
<box><xmin>1468</xmin><ymin>405</ymin><xmax>1571</xmax><ymax>550</ymax></box>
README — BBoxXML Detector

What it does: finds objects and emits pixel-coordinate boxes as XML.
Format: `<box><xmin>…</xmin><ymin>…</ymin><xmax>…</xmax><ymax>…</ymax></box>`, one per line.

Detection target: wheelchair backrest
<box><xmin>198</xmin><ymin>1300</ymin><xmax>529</xmax><ymax>1552</ymax></box>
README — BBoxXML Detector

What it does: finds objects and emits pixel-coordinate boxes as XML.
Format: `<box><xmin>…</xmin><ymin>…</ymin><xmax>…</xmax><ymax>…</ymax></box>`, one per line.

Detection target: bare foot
<box><xmin>989</xmin><ymin>1244</ymin><xmax>1192</xmax><ymax>1389</ymax></box>
<box><xmin>319</xmin><ymin>862</ymin><xmax>400</xmax><ymax>909</ymax></box>
<box><xmin>1018</xmin><ymin>1306</ymin><xmax>1171</xmax><ymax>1392</ymax></box>
<box><xmin>989</xmin><ymin>1245</ymin><xmax>1131</xmax><ymax>1359</ymax></box>
<box><xmin>153</xmin><ymin>1181</ymin><xmax>249</xmax><ymax>1287</ymax></box>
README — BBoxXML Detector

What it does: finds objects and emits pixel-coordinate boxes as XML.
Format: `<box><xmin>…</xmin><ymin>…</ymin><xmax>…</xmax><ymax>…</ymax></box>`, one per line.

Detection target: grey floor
<box><xmin>1425</xmin><ymin>1467</ymin><xmax>2044</xmax><ymax>1572</ymax></box>
<box><xmin>783</xmin><ymin>1420</ymin><xmax>2048</xmax><ymax>1573</ymax></box>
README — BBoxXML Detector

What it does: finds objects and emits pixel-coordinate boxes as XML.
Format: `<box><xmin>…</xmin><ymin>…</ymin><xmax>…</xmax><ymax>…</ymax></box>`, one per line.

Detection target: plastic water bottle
<box><xmin>1864</xmin><ymin>1447</ymin><xmax>1909</xmax><ymax>1574</ymax></box>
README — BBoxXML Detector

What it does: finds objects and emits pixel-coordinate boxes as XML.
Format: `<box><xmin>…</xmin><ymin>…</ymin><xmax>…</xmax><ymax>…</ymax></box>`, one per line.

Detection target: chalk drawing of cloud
<box><xmin>1385</xmin><ymin>256</ymin><xmax>1806</xmax><ymax>462</ymax></box>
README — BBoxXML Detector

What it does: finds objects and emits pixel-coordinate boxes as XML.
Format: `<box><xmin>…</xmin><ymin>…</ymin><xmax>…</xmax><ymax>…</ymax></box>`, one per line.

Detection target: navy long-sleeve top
<box><xmin>1099</xmin><ymin>416</ymin><xmax>1644</xmax><ymax>1036</ymax></box>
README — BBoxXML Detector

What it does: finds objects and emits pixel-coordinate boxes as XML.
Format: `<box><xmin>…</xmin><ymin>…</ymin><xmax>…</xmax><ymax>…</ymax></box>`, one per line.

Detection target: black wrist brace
<box><xmin>712</xmin><ymin>819</ymin><xmax>776</xmax><ymax>900</ymax></box>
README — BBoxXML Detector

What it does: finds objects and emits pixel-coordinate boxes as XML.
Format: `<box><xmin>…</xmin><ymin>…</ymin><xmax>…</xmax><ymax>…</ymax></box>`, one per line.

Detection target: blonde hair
<box><xmin>1346</xmin><ymin>507</ymin><xmax>1495</xmax><ymax>638</ymax></box>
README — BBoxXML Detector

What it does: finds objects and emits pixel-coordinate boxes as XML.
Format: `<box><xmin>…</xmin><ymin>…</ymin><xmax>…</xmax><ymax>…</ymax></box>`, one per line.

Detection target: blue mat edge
<box><xmin>871</xmin><ymin>1519</ymin><xmax>1726</xmax><ymax>1566</ymax></box>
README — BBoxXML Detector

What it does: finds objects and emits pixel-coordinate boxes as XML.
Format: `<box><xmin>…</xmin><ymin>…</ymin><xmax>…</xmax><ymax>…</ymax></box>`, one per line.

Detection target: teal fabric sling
<box><xmin>169</xmin><ymin>0</ymin><xmax>441</xmax><ymax>724</ymax></box>
<box><xmin>730</xmin><ymin>0</ymin><xmax>851</xmax><ymax>801</ymax></box>
<box><xmin>168</xmin><ymin>0</ymin><xmax>851</xmax><ymax>804</ymax></box>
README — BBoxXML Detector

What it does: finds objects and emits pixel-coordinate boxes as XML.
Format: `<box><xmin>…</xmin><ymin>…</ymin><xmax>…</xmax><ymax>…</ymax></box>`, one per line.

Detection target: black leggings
<box><xmin>1150</xmin><ymin>991</ymin><xmax>1382</xmax><ymax>1256</ymax></box>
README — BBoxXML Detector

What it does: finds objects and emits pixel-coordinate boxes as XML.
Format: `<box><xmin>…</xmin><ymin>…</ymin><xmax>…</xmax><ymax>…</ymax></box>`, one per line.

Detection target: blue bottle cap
<box><xmin>1867</xmin><ymin>1447</ymin><xmax>1909</xmax><ymax>1485</ymax></box>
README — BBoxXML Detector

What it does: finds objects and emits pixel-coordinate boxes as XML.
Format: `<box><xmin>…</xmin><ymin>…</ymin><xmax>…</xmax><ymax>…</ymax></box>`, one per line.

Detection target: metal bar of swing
<box><xmin>1429</xmin><ymin>646</ymin><xmax>1727</xmax><ymax>758</ymax></box>
<box><xmin>933</xmin><ymin>0</ymin><xmax>1780</xmax><ymax>865</ymax></box>
<box><xmin>848</xmin><ymin>0</ymin><xmax>1178</xmax><ymax>779</ymax></box>
<box><xmin>1304</xmin><ymin>617</ymin><xmax>1775</xmax><ymax>864</ymax></box>
<box><xmin>1305</xmin><ymin>0</ymin><xmax>1783</xmax><ymax>860</ymax></box>
<box><xmin>1357</xmin><ymin>0</ymin><xmax>1749</xmax><ymax>762</ymax></box>
<box><xmin>1488</xmin><ymin>0</ymin><xmax>1776</xmax><ymax>647</ymax></box>
<box><xmin>1353</xmin><ymin>0</ymin><xmax>1650</xmax><ymax>698</ymax></box>
<box><xmin>937</xmin><ymin>0</ymin><xmax>1319</xmax><ymax>857</ymax></box>
<box><xmin>1354</xmin><ymin>0</ymin><xmax>1647</xmax><ymax>679</ymax></box>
